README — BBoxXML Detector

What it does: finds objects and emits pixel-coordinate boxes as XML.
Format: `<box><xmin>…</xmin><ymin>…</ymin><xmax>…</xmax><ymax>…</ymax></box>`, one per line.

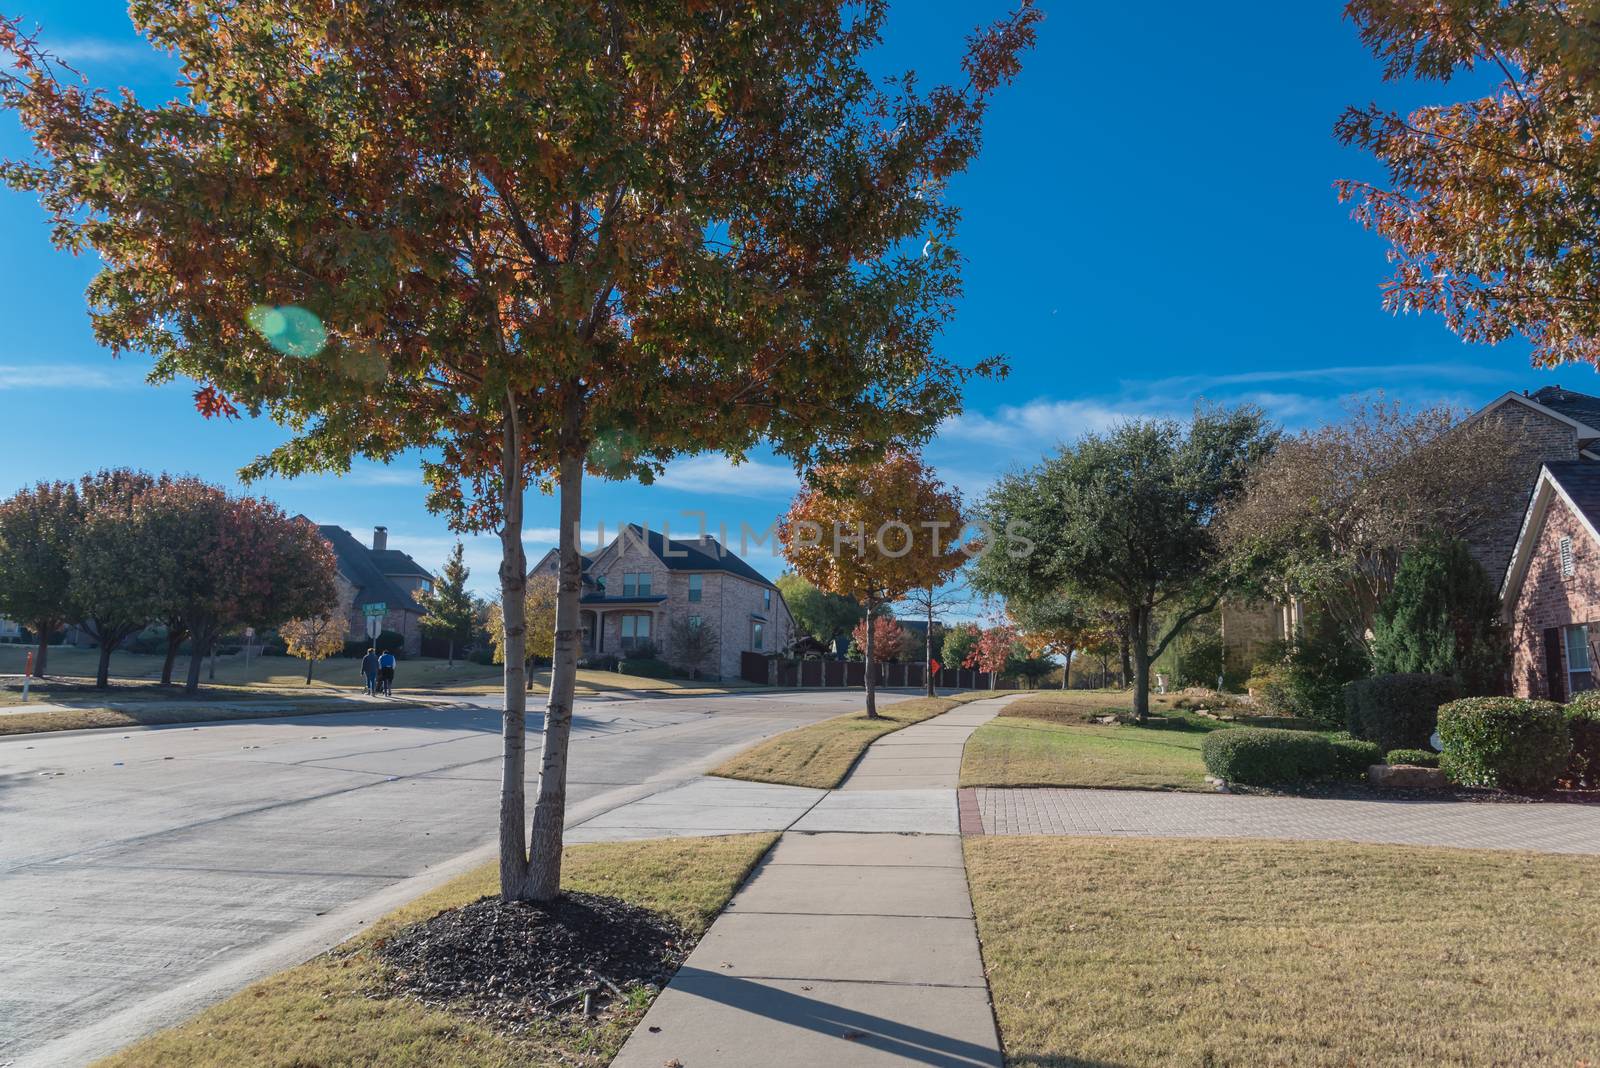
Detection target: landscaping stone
<box><xmin>1368</xmin><ymin>763</ymin><xmax>1449</xmax><ymax>790</ymax></box>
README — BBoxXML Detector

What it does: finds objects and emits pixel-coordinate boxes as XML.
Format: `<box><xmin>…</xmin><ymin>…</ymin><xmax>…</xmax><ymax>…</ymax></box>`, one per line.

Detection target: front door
<box><xmin>1543</xmin><ymin>627</ymin><xmax>1566</xmax><ymax>702</ymax></box>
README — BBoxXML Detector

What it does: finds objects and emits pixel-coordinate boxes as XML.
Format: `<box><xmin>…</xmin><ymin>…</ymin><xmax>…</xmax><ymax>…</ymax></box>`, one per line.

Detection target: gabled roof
<box><xmin>1476</xmin><ymin>389</ymin><xmax>1600</xmax><ymax>443</ymax></box>
<box><xmin>316</xmin><ymin>524</ymin><xmax>426</xmax><ymax>614</ymax></box>
<box><xmin>592</xmin><ymin>524</ymin><xmax>779</xmax><ymax>589</ymax></box>
<box><xmin>370</xmin><ymin>548</ymin><xmax>432</xmax><ymax>580</ymax></box>
<box><xmin>1499</xmin><ymin>462</ymin><xmax>1600</xmax><ymax>611</ymax></box>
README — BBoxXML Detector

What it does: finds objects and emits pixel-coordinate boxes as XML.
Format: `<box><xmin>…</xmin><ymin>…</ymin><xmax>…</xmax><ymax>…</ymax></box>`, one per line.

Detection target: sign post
<box><xmin>362</xmin><ymin>603</ymin><xmax>386</xmax><ymax>643</ymax></box>
<box><xmin>22</xmin><ymin>650</ymin><xmax>32</xmax><ymax>701</ymax></box>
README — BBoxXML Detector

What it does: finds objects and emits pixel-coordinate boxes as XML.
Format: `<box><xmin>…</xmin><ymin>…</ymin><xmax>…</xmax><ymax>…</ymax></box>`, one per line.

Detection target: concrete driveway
<box><xmin>0</xmin><ymin>688</ymin><xmax>903</xmax><ymax>1067</ymax></box>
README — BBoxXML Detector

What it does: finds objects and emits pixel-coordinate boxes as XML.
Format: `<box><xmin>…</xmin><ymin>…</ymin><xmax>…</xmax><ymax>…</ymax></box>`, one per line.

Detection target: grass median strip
<box><xmin>0</xmin><ymin>700</ymin><xmax>431</xmax><ymax>737</ymax></box>
<box><xmin>95</xmin><ymin>833</ymin><xmax>778</xmax><ymax>1068</ymax></box>
<box><xmin>966</xmin><ymin>836</ymin><xmax>1600</xmax><ymax>1067</ymax></box>
<box><xmin>710</xmin><ymin>690</ymin><xmax>1009</xmax><ymax>789</ymax></box>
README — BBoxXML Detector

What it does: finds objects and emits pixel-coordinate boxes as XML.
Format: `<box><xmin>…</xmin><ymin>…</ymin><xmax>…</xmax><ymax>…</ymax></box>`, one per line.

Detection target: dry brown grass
<box><xmin>966</xmin><ymin>836</ymin><xmax>1600</xmax><ymax>1067</ymax></box>
<box><xmin>95</xmin><ymin>833</ymin><xmax>778</xmax><ymax>1068</ymax></box>
<box><xmin>0</xmin><ymin>702</ymin><xmax>409</xmax><ymax>736</ymax></box>
<box><xmin>710</xmin><ymin>690</ymin><xmax>1012</xmax><ymax>789</ymax></box>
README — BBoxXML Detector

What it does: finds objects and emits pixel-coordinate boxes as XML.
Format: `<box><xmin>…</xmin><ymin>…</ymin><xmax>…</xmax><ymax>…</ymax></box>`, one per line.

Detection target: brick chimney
<box><xmin>373</xmin><ymin>525</ymin><xmax>388</xmax><ymax>551</ymax></box>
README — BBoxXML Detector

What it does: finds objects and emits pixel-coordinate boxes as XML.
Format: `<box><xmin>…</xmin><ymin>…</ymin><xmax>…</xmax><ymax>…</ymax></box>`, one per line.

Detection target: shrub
<box><xmin>467</xmin><ymin>646</ymin><xmax>496</xmax><ymax>666</ymax></box>
<box><xmin>1247</xmin><ymin>625</ymin><xmax>1369</xmax><ymax>729</ymax></box>
<box><xmin>1329</xmin><ymin>734</ymin><xmax>1383</xmax><ymax>779</ymax></box>
<box><xmin>580</xmin><ymin>654</ymin><xmax>620</xmax><ymax>671</ymax></box>
<box><xmin>375</xmin><ymin>630</ymin><xmax>407</xmax><ymax>657</ymax></box>
<box><xmin>1371</xmin><ymin>536</ymin><xmax>1507</xmax><ymax>695</ymax></box>
<box><xmin>1563</xmin><ymin>692</ymin><xmax>1600</xmax><ymax>788</ymax></box>
<box><xmin>1386</xmin><ymin>748</ymin><xmax>1440</xmax><ymax>768</ymax></box>
<box><xmin>618</xmin><ymin>657</ymin><xmax>673</xmax><ymax>679</ymax></box>
<box><xmin>1201</xmin><ymin>728</ymin><xmax>1336</xmax><ymax>786</ymax></box>
<box><xmin>1343</xmin><ymin>673</ymin><xmax>1458</xmax><ymax>752</ymax></box>
<box><xmin>1437</xmin><ymin>697</ymin><xmax>1570</xmax><ymax>791</ymax></box>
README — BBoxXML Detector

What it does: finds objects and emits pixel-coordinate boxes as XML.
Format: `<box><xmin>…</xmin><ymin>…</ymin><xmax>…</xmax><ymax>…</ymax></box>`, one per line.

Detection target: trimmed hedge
<box><xmin>1564</xmin><ymin>692</ymin><xmax>1600</xmax><ymax>788</ymax></box>
<box><xmin>1201</xmin><ymin>728</ymin><xmax>1335</xmax><ymax>786</ymax></box>
<box><xmin>1329</xmin><ymin>735</ymin><xmax>1383</xmax><ymax>780</ymax></box>
<box><xmin>1343</xmin><ymin>673</ymin><xmax>1458</xmax><ymax>752</ymax></box>
<box><xmin>1437</xmin><ymin>697</ymin><xmax>1570</xmax><ymax>791</ymax></box>
<box><xmin>617</xmin><ymin>657</ymin><xmax>673</xmax><ymax>679</ymax></box>
<box><xmin>1385</xmin><ymin>748</ymin><xmax>1440</xmax><ymax>768</ymax></box>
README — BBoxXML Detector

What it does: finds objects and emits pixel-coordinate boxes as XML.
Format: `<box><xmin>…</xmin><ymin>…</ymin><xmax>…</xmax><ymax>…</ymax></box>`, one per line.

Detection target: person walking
<box><xmin>360</xmin><ymin>647</ymin><xmax>379</xmax><ymax>696</ymax></box>
<box><xmin>377</xmin><ymin>648</ymin><xmax>397</xmax><ymax>697</ymax></box>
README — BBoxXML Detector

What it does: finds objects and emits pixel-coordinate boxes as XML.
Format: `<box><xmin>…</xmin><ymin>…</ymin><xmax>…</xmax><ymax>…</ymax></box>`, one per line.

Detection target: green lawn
<box><xmin>711</xmin><ymin>691</ymin><xmax>1015</xmax><ymax>789</ymax></box>
<box><xmin>95</xmin><ymin>834</ymin><xmax>777</xmax><ymax>1068</ymax></box>
<box><xmin>967</xmin><ymin>836</ymin><xmax>1600</xmax><ymax>1067</ymax></box>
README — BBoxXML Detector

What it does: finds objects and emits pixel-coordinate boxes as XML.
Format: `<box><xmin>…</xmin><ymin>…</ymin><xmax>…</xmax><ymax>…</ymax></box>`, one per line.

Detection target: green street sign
<box><xmin>362</xmin><ymin>602</ymin><xmax>387</xmax><ymax>616</ymax></box>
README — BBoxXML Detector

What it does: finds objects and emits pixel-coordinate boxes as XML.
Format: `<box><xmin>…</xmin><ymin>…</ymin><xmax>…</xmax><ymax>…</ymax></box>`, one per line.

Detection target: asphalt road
<box><xmin>0</xmin><ymin>688</ymin><xmax>902</xmax><ymax>1067</ymax></box>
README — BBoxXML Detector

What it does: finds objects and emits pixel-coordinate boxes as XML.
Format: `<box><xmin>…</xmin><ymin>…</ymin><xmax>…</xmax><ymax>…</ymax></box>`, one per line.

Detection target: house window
<box><xmin>622</xmin><ymin>572</ymin><xmax>652</xmax><ymax>597</ymax></box>
<box><xmin>1561</xmin><ymin>536</ymin><xmax>1575</xmax><ymax>577</ymax></box>
<box><xmin>752</xmin><ymin>621</ymin><xmax>765</xmax><ymax>651</ymax></box>
<box><xmin>764</xmin><ymin>588</ymin><xmax>772</xmax><ymax>611</ymax></box>
<box><xmin>596</xmin><ymin>575</ymin><xmax>607</xmax><ymax>593</ymax></box>
<box><xmin>620</xmin><ymin>613</ymin><xmax>652</xmax><ymax>651</ymax></box>
<box><xmin>1567</xmin><ymin>624</ymin><xmax>1594</xmax><ymax>693</ymax></box>
<box><xmin>688</xmin><ymin>615</ymin><xmax>702</xmax><ymax>629</ymax></box>
<box><xmin>688</xmin><ymin>574</ymin><xmax>703</xmax><ymax>602</ymax></box>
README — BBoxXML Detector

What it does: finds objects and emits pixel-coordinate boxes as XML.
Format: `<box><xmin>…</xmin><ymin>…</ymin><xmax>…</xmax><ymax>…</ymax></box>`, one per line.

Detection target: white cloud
<box><xmin>938</xmin><ymin>398</ymin><xmax>1161</xmax><ymax>452</ymax></box>
<box><xmin>655</xmin><ymin>454</ymin><xmax>799</xmax><ymax>498</ymax></box>
<box><xmin>0</xmin><ymin>364</ymin><xmax>130</xmax><ymax>390</ymax></box>
<box><xmin>48</xmin><ymin>37</ymin><xmax>167</xmax><ymax>68</ymax></box>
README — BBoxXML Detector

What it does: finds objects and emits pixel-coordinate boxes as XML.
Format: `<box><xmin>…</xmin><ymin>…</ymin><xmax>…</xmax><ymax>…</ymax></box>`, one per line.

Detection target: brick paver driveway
<box><xmin>970</xmin><ymin>786</ymin><xmax>1600</xmax><ymax>854</ymax></box>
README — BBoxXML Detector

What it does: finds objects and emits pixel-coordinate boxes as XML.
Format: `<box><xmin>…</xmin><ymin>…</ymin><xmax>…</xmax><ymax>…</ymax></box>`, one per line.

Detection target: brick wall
<box><xmin>1469</xmin><ymin>403</ymin><xmax>1581</xmax><ymax>586</ymax></box>
<box><xmin>1507</xmin><ymin>494</ymin><xmax>1600</xmax><ymax>698</ymax></box>
<box><xmin>336</xmin><ymin>573</ymin><xmax>422</xmax><ymax>656</ymax></box>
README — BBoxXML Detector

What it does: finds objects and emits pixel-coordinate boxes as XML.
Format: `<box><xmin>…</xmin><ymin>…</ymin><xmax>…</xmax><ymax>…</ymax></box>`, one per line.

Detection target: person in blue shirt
<box><xmin>360</xmin><ymin>648</ymin><xmax>379</xmax><ymax>696</ymax></box>
<box><xmin>377</xmin><ymin>649</ymin><xmax>397</xmax><ymax>696</ymax></box>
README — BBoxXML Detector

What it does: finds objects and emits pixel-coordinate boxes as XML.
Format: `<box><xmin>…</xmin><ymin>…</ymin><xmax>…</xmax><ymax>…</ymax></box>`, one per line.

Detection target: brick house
<box><xmin>311</xmin><ymin>523</ymin><xmax>434</xmax><ymax>656</ymax></box>
<box><xmin>1465</xmin><ymin>386</ymin><xmax>1600</xmax><ymax>583</ymax></box>
<box><xmin>531</xmin><ymin>524</ymin><xmax>794</xmax><ymax>680</ymax></box>
<box><xmin>1500</xmin><ymin>462</ymin><xmax>1600</xmax><ymax>700</ymax></box>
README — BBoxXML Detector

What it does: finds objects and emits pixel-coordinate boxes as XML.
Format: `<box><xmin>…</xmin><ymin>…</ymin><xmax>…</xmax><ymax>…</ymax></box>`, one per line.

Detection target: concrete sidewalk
<box><xmin>611</xmin><ymin>693</ymin><xmax>1020</xmax><ymax>1068</ymax></box>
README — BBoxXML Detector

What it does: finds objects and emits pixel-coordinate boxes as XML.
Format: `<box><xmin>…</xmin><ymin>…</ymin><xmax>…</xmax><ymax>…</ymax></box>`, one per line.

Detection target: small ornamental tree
<box><xmin>0</xmin><ymin>1</ymin><xmax>1036</xmax><ymax>902</ymax></box>
<box><xmin>282</xmin><ymin>613</ymin><xmax>347</xmax><ymax>683</ymax></box>
<box><xmin>970</xmin><ymin>621</ymin><xmax>1019</xmax><ymax>688</ymax></box>
<box><xmin>419</xmin><ymin>543</ymin><xmax>474</xmax><ymax>666</ymax></box>
<box><xmin>943</xmin><ymin>623</ymin><xmax>981</xmax><ymax>672</ymax></box>
<box><xmin>1338</xmin><ymin>1</ymin><xmax>1600</xmax><ymax>365</ymax></box>
<box><xmin>781</xmin><ymin>452</ymin><xmax>968</xmax><ymax>717</ymax></box>
<box><xmin>669</xmin><ymin>615</ymin><xmax>720</xmax><ymax>680</ymax></box>
<box><xmin>901</xmin><ymin>577</ymin><xmax>969</xmax><ymax>695</ymax></box>
<box><xmin>1372</xmin><ymin>537</ymin><xmax>1507</xmax><ymax>696</ymax></box>
<box><xmin>69</xmin><ymin>469</ymin><xmax>162</xmax><ymax>688</ymax></box>
<box><xmin>1006</xmin><ymin>594</ymin><xmax>1089</xmax><ymax>690</ymax></box>
<box><xmin>851</xmin><ymin>614</ymin><xmax>906</xmax><ymax>665</ymax></box>
<box><xmin>0</xmin><ymin>479</ymin><xmax>80</xmax><ymax>677</ymax></box>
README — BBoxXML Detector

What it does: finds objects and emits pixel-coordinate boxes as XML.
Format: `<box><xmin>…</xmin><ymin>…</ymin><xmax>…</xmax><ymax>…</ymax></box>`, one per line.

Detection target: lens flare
<box><xmin>247</xmin><ymin>304</ymin><xmax>327</xmax><ymax>357</ymax></box>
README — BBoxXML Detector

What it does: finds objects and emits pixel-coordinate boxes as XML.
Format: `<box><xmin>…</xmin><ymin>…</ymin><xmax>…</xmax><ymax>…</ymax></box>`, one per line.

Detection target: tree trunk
<box><xmin>161</xmin><ymin>628</ymin><xmax>185</xmax><ymax>686</ymax></box>
<box><xmin>31</xmin><ymin>622</ymin><xmax>50</xmax><ymax>677</ymax></box>
<box><xmin>95</xmin><ymin>640</ymin><xmax>113</xmax><ymax>689</ymax></box>
<box><xmin>184</xmin><ymin>623</ymin><xmax>217</xmax><ymax>697</ymax></box>
<box><xmin>1062</xmin><ymin>644</ymin><xmax>1074</xmax><ymax>689</ymax></box>
<box><xmin>496</xmin><ymin>408</ymin><xmax>533</xmax><ymax>901</ymax></box>
<box><xmin>305</xmin><ymin>657</ymin><xmax>314</xmax><ymax>684</ymax></box>
<box><xmin>863</xmin><ymin>602</ymin><xmax>878</xmax><ymax>718</ymax></box>
<box><xmin>1130</xmin><ymin>607</ymin><xmax>1151</xmax><ymax>722</ymax></box>
<box><xmin>1119</xmin><ymin>629</ymin><xmax>1131</xmax><ymax>690</ymax></box>
<box><xmin>924</xmin><ymin>590</ymin><xmax>936</xmax><ymax>698</ymax></box>
<box><xmin>525</xmin><ymin>442</ymin><xmax>585</xmax><ymax>902</ymax></box>
<box><xmin>447</xmin><ymin>639</ymin><xmax>455</xmax><ymax>668</ymax></box>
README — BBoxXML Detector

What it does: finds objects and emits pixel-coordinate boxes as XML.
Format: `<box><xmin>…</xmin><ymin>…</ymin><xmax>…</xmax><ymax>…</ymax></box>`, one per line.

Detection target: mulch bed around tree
<box><xmin>378</xmin><ymin>891</ymin><xmax>691</xmax><ymax>1030</ymax></box>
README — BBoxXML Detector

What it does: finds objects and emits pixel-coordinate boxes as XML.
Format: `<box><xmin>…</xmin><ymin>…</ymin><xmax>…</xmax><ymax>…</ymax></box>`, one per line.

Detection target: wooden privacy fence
<box><xmin>740</xmin><ymin>651</ymin><xmax>995</xmax><ymax>690</ymax></box>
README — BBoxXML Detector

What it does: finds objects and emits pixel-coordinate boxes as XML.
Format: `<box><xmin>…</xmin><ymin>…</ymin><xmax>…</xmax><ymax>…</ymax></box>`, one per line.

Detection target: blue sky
<box><xmin>0</xmin><ymin>1</ymin><xmax>1589</xmax><ymax>601</ymax></box>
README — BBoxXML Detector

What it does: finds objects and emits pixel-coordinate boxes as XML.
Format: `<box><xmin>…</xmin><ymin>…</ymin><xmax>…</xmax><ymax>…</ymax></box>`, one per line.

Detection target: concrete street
<box><xmin>0</xmin><ymin>688</ymin><xmax>905</xmax><ymax>1067</ymax></box>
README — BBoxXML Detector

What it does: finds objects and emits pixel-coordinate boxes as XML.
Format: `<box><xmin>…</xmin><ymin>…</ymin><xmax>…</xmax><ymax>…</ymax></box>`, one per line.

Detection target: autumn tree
<box><xmin>282</xmin><ymin>612</ymin><xmax>348</xmax><ymax>683</ymax></box>
<box><xmin>487</xmin><ymin>572</ymin><xmax>558</xmax><ymax>681</ymax></box>
<box><xmin>0</xmin><ymin>479</ymin><xmax>80</xmax><ymax>677</ymax></box>
<box><xmin>1338</xmin><ymin>1</ymin><xmax>1600</xmax><ymax>364</ymax></box>
<box><xmin>775</xmin><ymin>573</ymin><xmax>864</xmax><ymax>647</ymax></box>
<box><xmin>1222</xmin><ymin>399</ymin><xmax>1528</xmax><ymax>648</ymax></box>
<box><xmin>978</xmin><ymin>407</ymin><xmax>1276</xmax><ymax>720</ymax></box>
<box><xmin>1007</xmin><ymin>593</ymin><xmax>1089</xmax><ymax>690</ymax></box>
<box><xmin>943</xmin><ymin>622</ymin><xmax>981</xmax><ymax>672</ymax></box>
<box><xmin>69</xmin><ymin>469</ymin><xmax>162</xmax><ymax>688</ymax></box>
<box><xmin>0</xmin><ymin>1</ymin><xmax>1036</xmax><ymax>902</ymax></box>
<box><xmin>969</xmin><ymin>621</ymin><xmax>1019</xmax><ymax>688</ymax></box>
<box><xmin>850</xmin><ymin>613</ymin><xmax>906</xmax><ymax>664</ymax></box>
<box><xmin>781</xmin><ymin>451</ymin><xmax>968</xmax><ymax>716</ymax></box>
<box><xmin>419</xmin><ymin>542</ymin><xmax>474</xmax><ymax>666</ymax></box>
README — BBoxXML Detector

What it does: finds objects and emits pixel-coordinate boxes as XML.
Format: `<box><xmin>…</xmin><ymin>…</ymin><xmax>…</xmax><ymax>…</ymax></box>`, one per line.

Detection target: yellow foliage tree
<box><xmin>281</xmin><ymin>614</ymin><xmax>347</xmax><ymax>685</ymax></box>
<box><xmin>780</xmin><ymin>452</ymin><xmax>967</xmax><ymax>717</ymax></box>
<box><xmin>487</xmin><ymin>573</ymin><xmax>559</xmax><ymax>686</ymax></box>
